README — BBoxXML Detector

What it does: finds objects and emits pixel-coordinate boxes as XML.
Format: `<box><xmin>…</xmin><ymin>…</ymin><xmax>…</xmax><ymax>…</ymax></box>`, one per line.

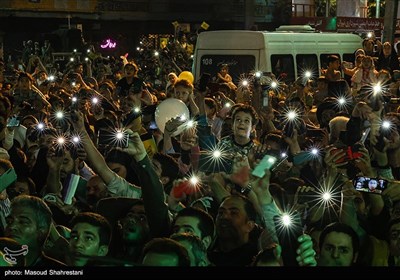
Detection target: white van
<box><xmin>192</xmin><ymin>26</ymin><xmax>363</xmax><ymax>84</ymax></box>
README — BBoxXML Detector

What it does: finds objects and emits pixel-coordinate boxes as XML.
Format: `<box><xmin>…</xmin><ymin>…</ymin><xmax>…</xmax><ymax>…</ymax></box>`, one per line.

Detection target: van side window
<box><xmin>320</xmin><ymin>53</ymin><xmax>341</xmax><ymax>73</ymax></box>
<box><xmin>271</xmin><ymin>55</ymin><xmax>295</xmax><ymax>83</ymax></box>
<box><xmin>296</xmin><ymin>54</ymin><xmax>318</xmax><ymax>79</ymax></box>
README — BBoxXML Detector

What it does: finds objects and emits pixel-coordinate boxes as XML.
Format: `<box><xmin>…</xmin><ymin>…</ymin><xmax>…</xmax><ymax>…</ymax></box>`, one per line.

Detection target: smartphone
<box><xmin>197</xmin><ymin>73</ymin><xmax>211</xmax><ymax>92</ymax></box>
<box><xmin>7</xmin><ymin>116</ymin><xmax>20</xmax><ymax>128</ymax></box>
<box><xmin>252</xmin><ymin>154</ymin><xmax>278</xmax><ymax>178</ymax></box>
<box><xmin>148</xmin><ymin>121</ymin><xmax>158</xmax><ymax>130</ymax></box>
<box><xmin>306</xmin><ymin>128</ymin><xmax>325</xmax><ymax>139</ymax></box>
<box><xmin>352</xmin><ymin>176</ymin><xmax>388</xmax><ymax>194</ymax></box>
<box><xmin>283</xmin><ymin>119</ymin><xmax>306</xmax><ymax>137</ymax></box>
<box><xmin>261</xmin><ymin>85</ymin><xmax>269</xmax><ymax>107</ymax></box>
<box><xmin>273</xmin><ymin>213</ymin><xmax>304</xmax><ymax>266</ymax></box>
<box><xmin>97</xmin><ymin>129</ymin><xmax>130</xmax><ymax>148</ymax></box>
<box><xmin>122</xmin><ymin>110</ymin><xmax>141</xmax><ymax>127</ymax></box>
<box><xmin>0</xmin><ymin>168</ymin><xmax>18</xmax><ymax>193</ymax></box>
<box><xmin>198</xmin><ymin>152</ymin><xmax>233</xmax><ymax>174</ymax></box>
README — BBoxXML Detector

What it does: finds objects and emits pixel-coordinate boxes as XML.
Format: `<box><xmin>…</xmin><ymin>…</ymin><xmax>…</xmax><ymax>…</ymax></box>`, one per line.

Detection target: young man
<box><xmin>172</xmin><ymin>207</ymin><xmax>215</xmax><ymax>250</ymax></box>
<box><xmin>67</xmin><ymin>212</ymin><xmax>112</xmax><ymax>266</ymax></box>
<box><xmin>317</xmin><ymin>222</ymin><xmax>359</xmax><ymax>266</ymax></box>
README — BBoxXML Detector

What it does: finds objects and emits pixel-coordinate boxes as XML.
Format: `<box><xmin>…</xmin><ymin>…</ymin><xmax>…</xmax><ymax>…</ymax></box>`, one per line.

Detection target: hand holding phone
<box><xmin>97</xmin><ymin>129</ymin><xmax>130</xmax><ymax>148</ymax></box>
<box><xmin>273</xmin><ymin>212</ymin><xmax>304</xmax><ymax>266</ymax></box>
<box><xmin>198</xmin><ymin>151</ymin><xmax>234</xmax><ymax>174</ymax></box>
<box><xmin>251</xmin><ymin>154</ymin><xmax>277</xmax><ymax>178</ymax></box>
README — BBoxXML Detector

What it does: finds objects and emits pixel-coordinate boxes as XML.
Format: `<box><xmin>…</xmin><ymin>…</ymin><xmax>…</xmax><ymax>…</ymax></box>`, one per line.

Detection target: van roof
<box><xmin>275</xmin><ymin>25</ymin><xmax>316</xmax><ymax>32</ymax></box>
<box><xmin>196</xmin><ymin>30</ymin><xmax>363</xmax><ymax>50</ymax></box>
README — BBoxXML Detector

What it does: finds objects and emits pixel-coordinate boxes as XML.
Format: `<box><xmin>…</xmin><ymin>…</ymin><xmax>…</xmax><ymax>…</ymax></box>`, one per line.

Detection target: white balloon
<box><xmin>155</xmin><ymin>98</ymin><xmax>190</xmax><ymax>136</ymax></box>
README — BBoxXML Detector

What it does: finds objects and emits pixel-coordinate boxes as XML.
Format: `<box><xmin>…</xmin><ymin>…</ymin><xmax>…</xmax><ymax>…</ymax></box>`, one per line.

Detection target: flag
<box><xmin>63</xmin><ymin>174</ymin><xmax>80</xmax><ymax>205</ymax></box>
<box><xmin>172</xmin><ymin>21</ymin><xmax>180</xmax><ymax>28</ymax></box>
<box><xmin>201</xmin><ymin>21</ymin><xmax>210</xmax><ymax>30</ymax></box>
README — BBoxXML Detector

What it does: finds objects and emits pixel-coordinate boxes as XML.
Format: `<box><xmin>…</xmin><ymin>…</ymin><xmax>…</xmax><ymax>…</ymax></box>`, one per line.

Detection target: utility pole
<box><xmin>326</xmin><ymin>0</ymin><xmax>330</xmax><ymax>17</ymax></box>
<box><xmin>376</xmin><ymin>0</ymin><xmax>380</xmax><ymax>18</ymax></box>
<box><xmin>382</xmin><ymin>0</ymin><xmax>399</xmax><ymax>43</ymax></box>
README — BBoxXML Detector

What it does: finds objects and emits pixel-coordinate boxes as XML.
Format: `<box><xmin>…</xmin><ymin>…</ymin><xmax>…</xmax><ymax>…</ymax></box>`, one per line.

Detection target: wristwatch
<box><xmin>240</xmin><ymin>183</ymin><xmax>252</xmax><ymax>196</ymax></box>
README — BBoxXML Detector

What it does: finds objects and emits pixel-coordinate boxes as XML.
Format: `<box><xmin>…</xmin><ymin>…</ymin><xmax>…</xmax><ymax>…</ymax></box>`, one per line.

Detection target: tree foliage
<box><xmin>368</xmin><ymin>0</ymin><xmax>385</xmax><ymax>17</ymax></box>
<box><xmin>315</xmin><ymin>0</ymin><xmax>337</xmax><ymax>17</ymax></box>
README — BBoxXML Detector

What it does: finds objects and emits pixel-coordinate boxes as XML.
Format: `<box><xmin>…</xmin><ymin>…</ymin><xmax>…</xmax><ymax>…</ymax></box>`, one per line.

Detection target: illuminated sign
<box><xmin>100</xmin><ymin>39</ymin><xmax>117</xmax><ymax>49</ymax></box>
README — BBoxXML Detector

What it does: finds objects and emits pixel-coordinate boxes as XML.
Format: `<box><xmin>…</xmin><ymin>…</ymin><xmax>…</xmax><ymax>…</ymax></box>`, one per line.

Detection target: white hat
<box><xmin>13</xmin><ymin>125</ymin><xmax>27</xmax><ymax>149</ymax></box>
<box><xmin>0</xmin><ymin>148</ymin><xmax>10</xmax><ymax>160</ymax></box>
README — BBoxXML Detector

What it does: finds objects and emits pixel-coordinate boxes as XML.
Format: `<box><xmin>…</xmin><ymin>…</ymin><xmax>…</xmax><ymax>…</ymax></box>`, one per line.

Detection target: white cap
<box><xmin>0</xmin><ymin>148</ymin><xmax>10</xmax><ymax>160</ymax></box>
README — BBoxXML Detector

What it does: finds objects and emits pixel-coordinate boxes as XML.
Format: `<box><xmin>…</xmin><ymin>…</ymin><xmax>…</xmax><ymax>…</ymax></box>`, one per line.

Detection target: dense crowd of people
<box><xmin>0</xmin><ymin>33</ymin><xmax>400</xmax><ymax>268</ymax></box>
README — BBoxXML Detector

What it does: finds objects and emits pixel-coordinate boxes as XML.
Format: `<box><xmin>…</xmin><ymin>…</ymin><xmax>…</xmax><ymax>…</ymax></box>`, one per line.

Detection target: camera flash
<box><xmin>255</xmin><ymin>71</ymin><xmax>262</xmax><ymax>78</ymax></box>
<box><xmin>241</xmin><ymin>80</ymin><xmax>249</xmax><ymax>87</ymax></box>
<box><xmin>213</xmin><ymin>150</ymin><xmax>221</xmax><ymax>158</ymax></box>
<box><xmin>225</xmin><ymin>102</ymin><xmax>231</xmax><ymax>108</ymax></box>
<box><xmin>287</xmin><ymin>111</ymin><xmax>297</xmax><ymax>120</ymax></box>
<box><xmin>48</xmin><ymin>75</ymin><xmax>55</xmax><ymax>81</ymax></box>
<box><xmin>72</xmin><ymin>96</ymin><xmax>78</xmax><ymax>103</ymax></box>
<box><xmin>37</xmin><ymin>123</ymin><xmax>45</xmax><ymax>130</ymax></box>
<box><xmin>281</xmin><ymin>214</ymin><xmax>291</xmax><ymax>226</ymax></box>
<box><xmin>373</xmin><ymin>84</ymin><xmax>381</xmax><ymax>94</ymax></box>
<box><xmin>281</xmin><ymin>152</ymin><xmax>287</xmax><ymax>158</ymax></box>
<box><xmin>55</xmin><ymin>111</ymin><xmax>64</xmax><ymax>119</ymax></box>
<box><xmin>338</xmin><ymin>97</ymin><xmax>346</xmax><ymax>105</ymax></box>
<box><xmin>57</xmin><ymin>137</ymin><xmax>65</xmax><ymax>145</ymax></box>
<box><xmin>134</xmin><ymin>107</ymin><xmax>140</xmax><ymax>113</ymax></box>
<box><xmin>87</xmin><ymin>49</ymin><xmax>91</xmax><ymax>53</ymax></box>
<box><xmin>367</xmin><ymin>32</ymin><xmax>373</xmax><ymax>38</ymax></box>
<box><xmin>71</xmin><ymin>82</ymin><xmax>76</xmax><ymax>87</ymax></box>
<box><xmin>382</xmin><ymin>120</ymin><xmax>391</xmax><ymax>129</ymax></box>
<box><xmin>72</xmin><ymin>136</ymin><xmax>80</xmax><ymax>143</ymax></box>
<box><xmin>322</xmin><ymin>192</ymin><xmax>331</xmax><ymax>201</ymax></box>
<box><xmin>304</xmin><ymin>71</ymin><xmax>312</xmax><ymax>78</ymax></box>
<box><xmin>92</xmin><ymin>97</ymin><xmax>99</xmax><ymax>104</ymax></box>
<box><xmin>189</xmin><ymin>175</ymin><xmax>199</xmax><ymax>186</ymax></box>
<box><xmin>311</xmin><ymin>148</ymin><xmax>319</xmax><ymax>155</ymax></box>
<box><xmin>186</xmin><ymin>120</ymin><xmax>194</xmax><ymax>128</ymax></box>
<box><xmin>154</xmin><ymin>51</ymin><xmax>159</xmax><ymax>57</ymax></box>
<box><xmin>70</xmin><ymin>57</ymin><xmax>74</xmax><ymax>62</ymax></box>
<box><xmin>85</xmin><ymin>57</ymin><xmax>89</xmax><ymax>61</ymax></box>
<box><xmin>116</xmin><ymin>131</ymin><xmax>124</xmax><ymax>139</ymax></box>
<box><xmin>73</xmin><ymin>49</ymin><xmax>77</xmax><ymax>53</ymax></box>
<box><xmin>271</xmin><ymin>81</ymin><xmax>277</xmax><ymax>88</ymax></box>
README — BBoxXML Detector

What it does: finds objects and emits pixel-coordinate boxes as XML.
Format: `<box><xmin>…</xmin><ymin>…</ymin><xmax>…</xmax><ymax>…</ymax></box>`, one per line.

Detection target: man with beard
<box><xmin>67</xmin><ymin>212</ymin><xmax>111</xmax><ymax>266</ymax></box>
<box><xmin>96</xmin><ymin>198</ymin><xmax>150</xmax><ymax>263</ymax></box>
<box><xmin>208</xmin><ymin>194</ymin><xmax>258</xmax><ymax>266</ymax></box>
<box><xmin>116</xmin><ymin>200</ymin><xmax>150</xmax><ymax>263</ymax></box>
